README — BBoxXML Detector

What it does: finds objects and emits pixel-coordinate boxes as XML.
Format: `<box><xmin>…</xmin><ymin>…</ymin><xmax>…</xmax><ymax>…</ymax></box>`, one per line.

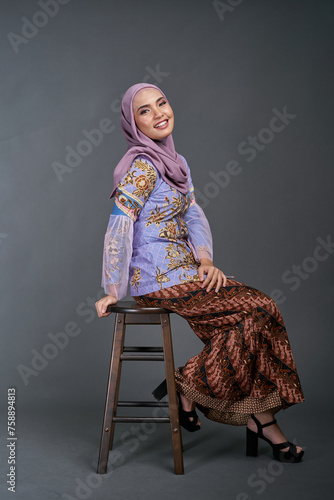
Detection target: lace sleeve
<box><xmin>101</xmin><ymin>214</ymin><xmax>134</xmax><ymax>300</ymax></box>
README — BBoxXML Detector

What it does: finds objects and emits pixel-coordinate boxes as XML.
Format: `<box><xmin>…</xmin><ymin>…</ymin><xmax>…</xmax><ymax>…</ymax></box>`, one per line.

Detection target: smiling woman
<box><xmin>132</xmin><ymin>88</ymin><xmax>175</xmax><ymax>140</ymax></box>
<box><xmin>95</xmin><ymin>83</ymin><xmax>305</xmax><ymax>464</ymax></box>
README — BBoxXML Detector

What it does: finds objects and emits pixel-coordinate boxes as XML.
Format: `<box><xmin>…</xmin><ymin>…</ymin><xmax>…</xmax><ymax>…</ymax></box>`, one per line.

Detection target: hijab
<box><xmin>109</xmin><ymin>83</ymin><xmax>189</xmax><ymax>198</ymax></box>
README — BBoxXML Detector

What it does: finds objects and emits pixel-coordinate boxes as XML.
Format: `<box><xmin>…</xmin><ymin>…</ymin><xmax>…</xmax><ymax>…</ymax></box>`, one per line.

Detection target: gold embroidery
<box><xmin>155</xmin><ymin>266</ymin><xmax>171</xmax><ymax>289</ymax></box>
<box><xmin>179</xmin><ymin>271</ymin><xmax>200</xmax><ymax>284</ymax></box>
<box><xmin>118</xmin><ymin>159</ymin><xmax>157</xmax><ymax>202</ymax></box>
<box><xmin>130</xmin><ymin>268</ymin><xmax>142</xmax><ymax>292</ymax></box>
<box><xmin>164</xmin><ymin>242</ymin><xmax>197</xmax><ymax>271</ymax></box>
<box><xmin>146</xmin><ymin>205</ymin><xmax>169</xmax><ymax>228</ymax></box>
<box><xmin>158</xmin><ymin>221</ymin><xmax>180</xmax><ymax>241</ymax></box>
<box><xmin>171</xmin><ymin>195</ymin><xmax>183</xmax><ymax>212</ymax></box>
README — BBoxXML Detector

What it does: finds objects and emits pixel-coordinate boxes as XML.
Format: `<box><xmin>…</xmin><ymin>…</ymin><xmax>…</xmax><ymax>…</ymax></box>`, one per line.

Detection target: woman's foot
<box><xmin>247</xmin><ymin>411</ymin><xmax>303</xmax><ymax>454</ymax></box>
<box><xmin>179</xmin><ymin>394</ymin><xmax>201</xmax><ymax>425</ymax></box>
<box><xmin>178</xmin><ymin>393</ymin><xmax>201</xmax><ymax>431</ymax></box>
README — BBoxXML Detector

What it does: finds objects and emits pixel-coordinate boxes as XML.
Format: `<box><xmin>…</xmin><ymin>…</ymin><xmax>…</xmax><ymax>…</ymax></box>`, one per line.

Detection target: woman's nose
<box><xmin>153</xmin><ymin>107</ymin><xmax>163</xmax><ymax>118</ymax></box>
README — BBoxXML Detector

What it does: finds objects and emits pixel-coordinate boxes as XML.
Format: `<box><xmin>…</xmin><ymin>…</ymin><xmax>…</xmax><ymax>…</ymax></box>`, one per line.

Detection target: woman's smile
<box><xmin>154</xmin><ymin>119</ymin><xmax>169</xmax><ymax>129</ymax></box>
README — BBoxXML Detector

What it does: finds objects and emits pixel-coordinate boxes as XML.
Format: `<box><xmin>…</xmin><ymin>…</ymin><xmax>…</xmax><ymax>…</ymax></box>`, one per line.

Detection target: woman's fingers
<box><xmin>205</xmin><ymin>269</ymin><xmax>219</xmax><ymax>291</ymax></box>
<box><xmin>200</xmin><ymin>267</ymin><xmax>227</xmax><ymax>292</ymax></box>
<box><xmin>201</xmin><ymin>267</ymin><xmax>215</xmax><ymax>288</ymax></box>
<box><xmin>95</xmin><ymin>295</ymin><xmax>117</xmax><ymax>318</ymax></box>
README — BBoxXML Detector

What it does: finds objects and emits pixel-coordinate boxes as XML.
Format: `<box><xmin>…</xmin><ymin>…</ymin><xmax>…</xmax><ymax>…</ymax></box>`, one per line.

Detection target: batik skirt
<box><xmin>134</xmin><ymin>279</ymin><xmax>305</xmax><ymax>426</ymax></box>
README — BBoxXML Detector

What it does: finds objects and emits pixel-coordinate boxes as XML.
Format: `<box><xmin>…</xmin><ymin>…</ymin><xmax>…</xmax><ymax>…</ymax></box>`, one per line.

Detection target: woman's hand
<box><xmin>198</xmin><ymin>259</ymin><xmax>227</xmax><ymax>292</ymax></box>
<box><xmin>95</xmin><ymin>295</ymin><xmax>118</xmax><ymax>318</ymax></box>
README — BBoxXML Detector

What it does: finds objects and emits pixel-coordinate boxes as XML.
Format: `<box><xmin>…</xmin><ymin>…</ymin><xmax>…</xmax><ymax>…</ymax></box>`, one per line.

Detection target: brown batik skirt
<box><xmin>134</xmin><ymin>279</ymin><xmax>305</xmax><ymax>426</ymax></box>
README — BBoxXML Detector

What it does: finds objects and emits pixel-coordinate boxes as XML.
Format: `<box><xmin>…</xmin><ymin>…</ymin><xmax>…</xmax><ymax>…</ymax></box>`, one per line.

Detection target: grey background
<box><xmin>1</xmin><ymin>0</ymin><xmax>333</xmax><ymax>499</ymax></box>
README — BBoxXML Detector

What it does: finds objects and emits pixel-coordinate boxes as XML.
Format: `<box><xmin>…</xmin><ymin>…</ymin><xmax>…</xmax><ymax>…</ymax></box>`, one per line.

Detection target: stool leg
<box><xmin>97</xmin><ymin>312</ymin><xmax>125</xmax><ymax>474</ymax></box>
<box><xmin>161</xmin><ymin>313</ymin><xmax>184</xmax><ymax>475</ymax></box>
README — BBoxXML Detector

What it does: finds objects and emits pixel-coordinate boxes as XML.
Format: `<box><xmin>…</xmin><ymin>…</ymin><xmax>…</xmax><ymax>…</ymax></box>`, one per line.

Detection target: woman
<box><xmin>95</xmin><ymin>83</ymin><xmax>305</xmax><ymax>463</ymax></box>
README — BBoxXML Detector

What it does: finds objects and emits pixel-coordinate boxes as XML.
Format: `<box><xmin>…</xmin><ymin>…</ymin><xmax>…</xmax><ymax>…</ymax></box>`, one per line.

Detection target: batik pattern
<box><xmin>135</xmin><ymin>279</ymin><xmax>305</xmax><ymax>425</ymax></box>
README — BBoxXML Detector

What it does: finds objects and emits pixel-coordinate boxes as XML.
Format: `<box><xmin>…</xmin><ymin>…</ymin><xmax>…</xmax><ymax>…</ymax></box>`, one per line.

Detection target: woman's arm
<box><xmin>96</xmin><ymin>214</ymin><xmax>134</xmax><ymax>318</ymax></box>
<box><xmin>96</xmin><ymin>156</ymin><xmax>157</xmax><ymax>317</ymax></box>
<box><xmin>182</xmin><ymin>156</ymin><xmax>227</xmax><ymax>291</ymax></box>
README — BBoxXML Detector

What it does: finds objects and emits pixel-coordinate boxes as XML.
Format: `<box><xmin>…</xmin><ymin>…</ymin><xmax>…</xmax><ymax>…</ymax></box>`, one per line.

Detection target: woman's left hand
<box><xmin>198</xmin><ymin>259</ymin><xmax>227</xmax><ymax>292</ymax></box>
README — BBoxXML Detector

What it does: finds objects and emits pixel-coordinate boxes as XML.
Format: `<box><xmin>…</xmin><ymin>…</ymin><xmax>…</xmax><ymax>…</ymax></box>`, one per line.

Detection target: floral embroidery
<box><xmin>107</xmin><ymin>155</ymin><xmax>209</xmax><ymax>297</ymax></box>
<box><xmin>122</xmin><ymin>171</ymin><xmax>135</xmax><ymax>187</ymax></box>
<box><xmin>155</xmin><ymin>266</ymin><xmax>171</xmax><ymax>289</ymax></box>
<box><xmin>118</xmin><ymin>159</ymin><xmax>157</xmax><ymax>202</ymax></box>
<box><xmin>164</xmin><ymin>242</ymin><xmax>197</xmax><ymax>271</ymax></box>
<box><xmin>130</xmin><ymin>268</ymin><xmax>142</xmax><ymax>292</ymax></box>
<box><xmin>134</xmin><ymin>174</ymin><xmax>150</xmax><ymax>194</ymax></box>
<box><xmin>159</xmin><ymin>221</ymin><xmax>180</xmax><ymax>241</ymax></box>
<box><xmin>146</xmin><ymin>205</ymin><xmax>169</xmax><ymax>228</ymax></box>
<box><xmin>171</xmin><ymin>195</ymin><xmax>184</xmax><ymax>212</ymax></box>
<box><xmin>179</xmin><ymin>271</ymin><xmax>200</xmax><ymax>284</ymax></box>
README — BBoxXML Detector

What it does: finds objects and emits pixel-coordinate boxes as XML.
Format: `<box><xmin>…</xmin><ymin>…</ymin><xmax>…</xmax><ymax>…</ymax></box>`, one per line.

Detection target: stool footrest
<box><xmin>113</xmin><ymin>416</ymin><xmax>170</xmax><ymax>423</ymax></box>
<box><xmin>123</xmin><ymin>346</ymin><xmax>163</xmax><ymax>353</ymax></box>
<box><xmin>120</xmin><ymin>354</ymin><xmax>164</xmax><ymax>361</ymax></box>
<box><xmin>118</xmin><ymin>401</ymin><xmax>169</xmax><ymax>407</ymax></box>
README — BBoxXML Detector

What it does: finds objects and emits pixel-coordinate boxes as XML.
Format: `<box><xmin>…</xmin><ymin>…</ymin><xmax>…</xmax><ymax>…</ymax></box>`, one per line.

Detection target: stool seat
<box><xmin>107</xmin><ymin>301</ymin><xmax>169</xmax><ymax>314</ymax></box>
<box><xmin>97</xmin><ymin>300</ymin><xmax>184</xmax><ymax>475</ymax></box>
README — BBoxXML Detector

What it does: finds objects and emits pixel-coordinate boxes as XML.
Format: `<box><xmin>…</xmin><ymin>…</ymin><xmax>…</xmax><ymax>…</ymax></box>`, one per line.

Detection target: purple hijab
<box><xmin>109</xmin><ymin>83</ymin><xmax>189</xmax><ymax>198</ymax></box>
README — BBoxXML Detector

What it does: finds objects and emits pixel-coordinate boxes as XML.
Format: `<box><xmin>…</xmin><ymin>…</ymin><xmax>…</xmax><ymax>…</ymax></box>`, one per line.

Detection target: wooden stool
<box><xmin>97</xmin><ymin>301</ymin><xmax>184</xmax><ymax>475</ymax></box>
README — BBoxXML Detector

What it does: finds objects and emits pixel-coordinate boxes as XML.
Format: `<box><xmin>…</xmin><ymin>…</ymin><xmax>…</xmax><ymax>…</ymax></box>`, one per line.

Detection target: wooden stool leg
<box><xmin>161</xmin><ymin>313</ymin><xmax>184</xmax><ymax>475</ymax></box>
<box><xmin>97</xmin><ymin>312</ymin><xmax>125</xmax><ymax>474</ymax></box>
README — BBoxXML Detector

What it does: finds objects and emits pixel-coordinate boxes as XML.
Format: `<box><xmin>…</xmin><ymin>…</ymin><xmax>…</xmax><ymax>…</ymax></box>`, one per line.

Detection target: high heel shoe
<box><xmin>246</xmin><ymin>414</ymin><xmax>304</xmax><ymax>463</ymax></box>
<box><xmin>152</xmin><ymin>379</ymin><xmax>201</xmax><ymax>433</ymax></box>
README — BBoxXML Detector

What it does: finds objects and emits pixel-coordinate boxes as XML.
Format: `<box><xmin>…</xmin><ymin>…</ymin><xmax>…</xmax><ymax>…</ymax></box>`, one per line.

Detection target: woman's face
<box><xmin>132</xmin><ymin>88</ymin><xmax>174</xmax><ymax>140</ymax></box>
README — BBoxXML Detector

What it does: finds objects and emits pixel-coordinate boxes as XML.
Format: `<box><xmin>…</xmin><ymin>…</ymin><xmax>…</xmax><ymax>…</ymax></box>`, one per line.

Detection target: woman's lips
<box><xmin>154</xmin><ymin>119</ymin><xmax>168</xmax><ymax>129</ymax></box>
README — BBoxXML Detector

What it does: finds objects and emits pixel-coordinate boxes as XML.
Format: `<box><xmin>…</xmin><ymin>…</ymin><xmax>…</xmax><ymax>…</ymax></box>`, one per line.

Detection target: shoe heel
<box><xmin>246</xmin><ymin>427</ymin><xmax>259</xmax><ymax>457</ymax></box>
<box><xmin>152</xmin><ymin>379</ymin><xmax>167</xmax><ymax>401</ymax></box>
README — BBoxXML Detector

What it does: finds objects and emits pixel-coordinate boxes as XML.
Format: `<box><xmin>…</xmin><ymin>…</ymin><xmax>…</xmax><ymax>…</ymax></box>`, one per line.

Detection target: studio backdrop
<box><xmin>1</xmin><ymin>0</ymin><xmax>333</xmax><ymax>422</ymax></box>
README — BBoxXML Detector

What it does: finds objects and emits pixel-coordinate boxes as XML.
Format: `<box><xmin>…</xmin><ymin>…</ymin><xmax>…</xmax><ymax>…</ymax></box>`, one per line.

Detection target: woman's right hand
<box><xmin>95</xmin><ymin>295</ymin><xmax>118</xmax><ymax>318</ymax></box>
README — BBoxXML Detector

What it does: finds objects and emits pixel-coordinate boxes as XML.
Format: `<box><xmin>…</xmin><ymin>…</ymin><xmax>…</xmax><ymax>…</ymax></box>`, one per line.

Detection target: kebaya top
<box><xmin>101</xmin><ymin>154</ymin><xmax>213</xmax><ymax>299</ymax></box>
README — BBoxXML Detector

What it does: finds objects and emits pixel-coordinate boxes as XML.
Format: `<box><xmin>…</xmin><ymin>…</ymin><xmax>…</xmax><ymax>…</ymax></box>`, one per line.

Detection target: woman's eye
<box><xmin>159</xmin><ymin>100</ymin><xmax>166</xmax><ymax>106</ymax></box>
<box><xmin>140</xmin><ymin>109</ymin><xmax>149</xmax><ymax>115</ymax></box>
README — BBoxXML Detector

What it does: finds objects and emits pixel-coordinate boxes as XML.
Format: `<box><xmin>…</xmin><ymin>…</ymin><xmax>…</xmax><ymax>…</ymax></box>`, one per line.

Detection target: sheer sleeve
<box><xmin>101</xmin><ymin>156</ymin><xmax>157</xmax><ymax>299</ymax></box>
<box><xmin>181</xmin><ymin>156</ymin><xmax>213</xmax><ymax>262</ymax></box>
<box><xmin>184</xmin><ymin>203</ymin><xmax>213</xmax><ymax>261</ymax></box>
<box><xmin>101</xmin><ymin>214</ymin><xmax>134</xmax><ymax>299</ymax></box>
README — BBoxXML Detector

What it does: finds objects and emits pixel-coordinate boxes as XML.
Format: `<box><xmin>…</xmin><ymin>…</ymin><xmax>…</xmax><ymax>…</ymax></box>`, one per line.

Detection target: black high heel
<box><xmin>246</xmin><ymin>414</ymin><xmax>304</xmax><ymax>463</ymax></box>
<box><xmin>152</xmin><ymin>379</ymin><xmax>201</xmax><ymax>433</ymax></box>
